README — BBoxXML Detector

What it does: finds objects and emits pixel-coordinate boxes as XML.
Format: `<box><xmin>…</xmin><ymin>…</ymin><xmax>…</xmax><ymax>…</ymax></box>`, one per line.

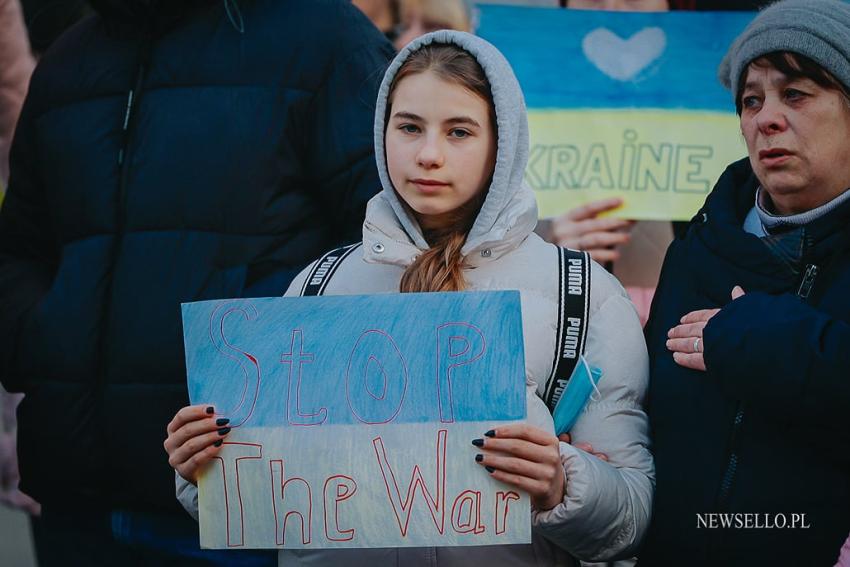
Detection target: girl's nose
<box><xmin>416</xmin><ymin>136</ymin><xmax>445</xmax><ymax>168</ymax></box>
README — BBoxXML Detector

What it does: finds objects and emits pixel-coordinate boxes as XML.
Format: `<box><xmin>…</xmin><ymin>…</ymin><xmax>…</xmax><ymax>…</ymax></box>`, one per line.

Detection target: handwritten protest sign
<box><xmin>182</xmin><ymin>291</ymin><xmax>530</xmax><ymax>549</ymax></box>
<box><xmin>477</xmin><ymin>7</ymin><xmax>754</xmax><ymax>220</ymax></box>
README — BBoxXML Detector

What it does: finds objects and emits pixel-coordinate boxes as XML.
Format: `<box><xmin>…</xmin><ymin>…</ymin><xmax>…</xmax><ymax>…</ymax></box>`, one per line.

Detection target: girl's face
<box><xmin>386</xmin><ymin>70</ymin><xmax>496</xmax><ymax>232</ymax></box>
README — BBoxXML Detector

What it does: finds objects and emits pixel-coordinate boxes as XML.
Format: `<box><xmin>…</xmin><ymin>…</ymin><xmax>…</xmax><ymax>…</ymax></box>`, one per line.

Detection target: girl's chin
<box><xmin>406</xmin><ymin>199</ymin><xmax>452</xmax><ymax>218</ymax></box>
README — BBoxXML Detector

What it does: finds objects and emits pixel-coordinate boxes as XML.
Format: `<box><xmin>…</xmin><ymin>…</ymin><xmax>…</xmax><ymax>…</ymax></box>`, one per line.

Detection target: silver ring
<box><xmin>693</xmin><ymin>337</ymin><xmax>701</xmax><ymax>353</ymax></box>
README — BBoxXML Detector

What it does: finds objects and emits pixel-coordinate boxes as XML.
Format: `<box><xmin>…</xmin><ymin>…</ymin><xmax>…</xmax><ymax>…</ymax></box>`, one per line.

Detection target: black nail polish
<box><xmin>218</xmin><ymin>427</ymin><xmax>231</xmax><ymax>436</ymax></box>
<box><xmin>205</xmin><ymin>406</ymin><xmax>214</xmax><ymax>414</ymax></box>
<box><xmin>471</xmin><ymin>438</ymin><xmax>484</xmax><ymax>447</ymax></box>
<box><xmin>485</xmin><ymin>466</ymin><xmax>495</xmax><ymax>473</ymax></box>
<box><xmin>216</xmin><ymin>418</ymin><xmax>230</xmax><ymax>426</ymax></box>
<box><xmin>213</xmin><ymin>440</ymin><xmax>223</xmax><ymax>447</ymax></box>
<box><xmin>484</xmin><ymin>429</ymin><xmax>496</xmax><ymax>438</ymax></box>
<box><xmin>475</xmin><ymin>454</ymin><xmax>483</xmax><ymax>462</ymax></box>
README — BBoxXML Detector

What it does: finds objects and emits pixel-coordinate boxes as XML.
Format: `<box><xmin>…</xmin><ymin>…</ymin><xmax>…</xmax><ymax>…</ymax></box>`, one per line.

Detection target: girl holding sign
<box><xmin>166</xmin><ymin>31</ymin><xmax>652</xmax><ymax>565</ymax></box>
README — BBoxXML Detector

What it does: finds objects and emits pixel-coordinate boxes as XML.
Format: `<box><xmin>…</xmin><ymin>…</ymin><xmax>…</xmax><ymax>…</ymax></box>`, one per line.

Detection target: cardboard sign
<box><xmin>477</xmin><ymin>7</ymin><xmax>754</xmax><ymax>220</ymax></box>
<box><xmin>181</xmin><ymin>291</ymin><xmax>530</xmax><ymax>549</ymax></box>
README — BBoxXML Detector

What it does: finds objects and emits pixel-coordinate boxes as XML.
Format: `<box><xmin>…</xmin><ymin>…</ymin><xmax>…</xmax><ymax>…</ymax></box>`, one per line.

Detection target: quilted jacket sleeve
<box><xmin>704</xmin><ymin>291</ymin><xmax>850</xmax><ymax>437</ymax></box>
<box><xmin>175</xmin><ymin>471</ymin><xmax>199</xmax><ymax>521</ymax></box>
<box><xmin>302</xmin><ymin>37</ymin><xmax>393</xmax><ymax>245</ymax></box>
<box><xmin>532</xmin><ymin>272</ymin><xmax>654</xmax><ymax>561</ymax></box>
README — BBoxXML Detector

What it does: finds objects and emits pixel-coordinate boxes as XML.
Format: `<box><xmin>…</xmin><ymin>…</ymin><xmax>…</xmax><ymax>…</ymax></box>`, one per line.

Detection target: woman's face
<box><xmin>394</xmin><ymin>2</ymin><xmax>470</xmax><ymax>51</ymax></box>
<box><xmin>567</xmin><ymin>0</ymin><xmax>669</xmax><ymax>11</ymax></box>
<box><xmin>740</xmin><ymin>62</ymin><xmax>850</xmax><ymax>215</ymax></box>
<box><xmin>386</xmin><ymin>70</ymin><xmax>496</xmax><ymax>231</ymax></box>
<box><xmin>394</xmin><ymin>8</ymin><xmax>453</xmax><ymax>51</ymax></box>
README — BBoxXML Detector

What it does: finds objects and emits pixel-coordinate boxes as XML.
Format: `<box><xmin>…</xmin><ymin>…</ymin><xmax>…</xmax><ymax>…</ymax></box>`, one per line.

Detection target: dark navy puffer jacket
<box><xmin>640</xmin><ymin>158</ymin><xmax>850</xmax><ymax>566</ymax></box>
<box><xmin>0</xmin><ymin>0</ymin><xmax>393</xmax><ymax>512</ymax></box>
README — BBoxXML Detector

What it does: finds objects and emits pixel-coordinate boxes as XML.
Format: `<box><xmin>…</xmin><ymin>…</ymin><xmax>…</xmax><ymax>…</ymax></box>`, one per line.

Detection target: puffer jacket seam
<box><xmin>57</xmin><ymin>228</ymin><xmax>297</xmax><ymax>245</ymax></box>
<box><xmin>33</xmin><ymin>83</ymin><xmax>316</xmax><ymax>124</ymax></box>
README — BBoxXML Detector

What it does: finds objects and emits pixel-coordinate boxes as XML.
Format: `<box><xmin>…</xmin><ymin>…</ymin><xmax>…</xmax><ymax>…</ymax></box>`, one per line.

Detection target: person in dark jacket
<box><xmin>0</xmin><ymin>0</ymin><xmax>393</xmax><ymax>564</ymax></box>
<box><xmin>639</xmin><ymin>1</ymin><xmax>850</xmax><ymax>565</ymax></box>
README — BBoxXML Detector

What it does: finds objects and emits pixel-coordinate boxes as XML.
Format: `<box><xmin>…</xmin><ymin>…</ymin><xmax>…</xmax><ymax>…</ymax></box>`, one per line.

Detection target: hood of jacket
<box><xmin>364</xmin><ymin>30</ymin><xmax>537</xmax><ymax>268</ymax></box>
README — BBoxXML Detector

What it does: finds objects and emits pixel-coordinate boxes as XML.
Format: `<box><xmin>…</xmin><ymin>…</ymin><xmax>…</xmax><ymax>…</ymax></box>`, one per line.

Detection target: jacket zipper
<box><xmin>797</xmin><ymin>264</ymin><xmax>819</xmax><ymax>299</ymax></box>
<box><xmin>116</xmin><ymin>42</ymin><xmax>151</xmax><ymax>228</ymax></box>
<box><xmin>715</xmin><ymin>263</ymin><xmax>819</xmax><ymax>512</ymax></box>
<box><xmin>91</xmin><ymin>38</ymin><xmax>153</xmax><ymax>503</ymax></box>
<box><xmin>716</xmin><ymin>407</ymin><xmax>743</xmax><ymax>511</ymax></box>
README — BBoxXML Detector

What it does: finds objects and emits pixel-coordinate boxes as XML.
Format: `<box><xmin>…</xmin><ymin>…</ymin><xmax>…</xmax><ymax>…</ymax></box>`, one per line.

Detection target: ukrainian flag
<box><xmin>477</xmin><ymin>7</ymin><xmax>754</xmax><ymax>220</ymax></box>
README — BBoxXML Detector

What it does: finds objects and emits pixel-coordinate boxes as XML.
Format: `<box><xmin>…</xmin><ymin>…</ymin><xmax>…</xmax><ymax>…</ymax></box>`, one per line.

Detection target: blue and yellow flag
<box><xmin>478</xmin><ymin>7</ymin><xmax>754</xmax><ymax>220</ymax></box>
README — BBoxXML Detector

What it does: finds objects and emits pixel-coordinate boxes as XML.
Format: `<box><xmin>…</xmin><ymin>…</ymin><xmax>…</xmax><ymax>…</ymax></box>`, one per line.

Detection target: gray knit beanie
<box><xmin>718</xmin><ymin>0</ymin><xmax>850</xmax><ymax>97</ymax></box>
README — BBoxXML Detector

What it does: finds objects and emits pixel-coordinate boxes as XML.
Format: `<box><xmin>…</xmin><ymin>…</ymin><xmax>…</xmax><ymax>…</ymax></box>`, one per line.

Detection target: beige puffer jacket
<box><xmin>177</xmin><ymin>30</ymin><xmax>652</xmax><ymax>567</ymax></box>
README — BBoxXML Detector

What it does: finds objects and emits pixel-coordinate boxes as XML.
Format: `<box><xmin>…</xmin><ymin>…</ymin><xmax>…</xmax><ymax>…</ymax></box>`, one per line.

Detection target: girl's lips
<box><xmin>411</xmin><ymin>179</ymin><xmax>449</xmax><ymax>194</ymax></box>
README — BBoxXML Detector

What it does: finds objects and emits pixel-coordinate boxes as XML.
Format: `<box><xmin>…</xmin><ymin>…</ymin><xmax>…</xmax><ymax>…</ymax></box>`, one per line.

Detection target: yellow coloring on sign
<box><xmin>526</xmin><ymin>109</ymin><xmax>746</xmax><ymax>220</ymax></box>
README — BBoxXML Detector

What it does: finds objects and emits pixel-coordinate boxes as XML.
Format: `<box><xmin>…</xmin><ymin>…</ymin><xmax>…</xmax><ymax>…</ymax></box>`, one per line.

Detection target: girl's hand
<box><xmin>164</xmin><ymin>404</ymin><xmax>231</xmax><ymax>485</ymax></box>
<box><xmin>472</xmin><ymin>424</ymin><xmax>564</xmax><ymax>511</ymax></box>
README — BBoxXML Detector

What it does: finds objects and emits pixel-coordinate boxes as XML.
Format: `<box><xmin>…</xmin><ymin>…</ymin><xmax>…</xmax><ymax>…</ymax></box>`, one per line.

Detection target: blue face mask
<box><xmin>551</xmin><ymin>355</ymin><xmax>603</xmax><ymax>436</ymax></box>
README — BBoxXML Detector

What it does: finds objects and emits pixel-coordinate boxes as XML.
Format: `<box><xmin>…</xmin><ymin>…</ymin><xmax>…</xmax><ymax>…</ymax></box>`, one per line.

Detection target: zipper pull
<box><xmin>117</xmin><ymin>89</ymin><xmax>135</xmax><ymax>166</ymax></box>
<box><xmin>797</xmin><ymin>264</ymin><xmax>818</xmax><ymax>299</ymax></box>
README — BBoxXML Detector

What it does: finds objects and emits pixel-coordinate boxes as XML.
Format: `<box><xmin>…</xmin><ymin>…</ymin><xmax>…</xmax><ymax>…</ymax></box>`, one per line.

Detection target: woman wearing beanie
<box><xmin>640</xmin><ymin>0</ymin><xmax>850</xmax><ymax>565</ymax></box>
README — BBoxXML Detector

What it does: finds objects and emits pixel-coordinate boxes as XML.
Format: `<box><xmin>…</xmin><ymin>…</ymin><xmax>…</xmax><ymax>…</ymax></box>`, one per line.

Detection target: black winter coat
<box><xmin>0</xmin><ymin>0</ymin><xmax>393</xmax><ymax>512</ymax></box>
<box><xmin>640</xmin><ymin>158</ymin><xmax>850</xmax><ymax>566</ymax></box>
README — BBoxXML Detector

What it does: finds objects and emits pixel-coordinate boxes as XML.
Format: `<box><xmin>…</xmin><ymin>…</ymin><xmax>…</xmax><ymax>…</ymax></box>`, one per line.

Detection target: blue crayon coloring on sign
<box><xmin>181</xmin><ymin>291</ymin><xmax>530</xmax><ymax>549</ymax></box>
<box><xmin>183</xmin><ymin>291</ymin><xmax>526</xmax><ymax>428</ymax></box>
<box><xmin>477</xmin><ymin>7</ymin><xmax>753</xmax><ymax>111</ymax></box>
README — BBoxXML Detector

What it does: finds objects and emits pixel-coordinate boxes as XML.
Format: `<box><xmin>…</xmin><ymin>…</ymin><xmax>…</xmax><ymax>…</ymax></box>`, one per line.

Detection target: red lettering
<box><xmin>435</xmin><ymin>323</ymin><xmax>485</xmax><ymax>423</ymax></box>
<box><xmin>281</xmin><ymin>329</ymin><xmax>327</xmax><ymax>426</ymax></box>
<box><xmin>372</xmin><ymin>429</ymin><xmax>447</xmax><ymax>536</ymax></box>
<box><xmin>208</xmin><ymin>302</ymin><xmax>261</xmax><ymax>427</ymax></box>
<box><xmin>212</xmin><ymin>442</ymin><xmax>263</xmax><ymax>547</ymax></box>
<box><xmin>323</xmin><ymin>475</ymin><xmax>358</xmax><ymax>542</ymax></box>
<box><xmin>346</xmin><ymin>330</ymin><xmax>408</xmax><ymax>424</ymax></box>
<box><xmin>451</xmin><ymin>490</ymin><xmax>485</xmax><ymax>534</ymax></box>
<box><xmin>270</xmin><ymin>460</ymin><xmax>313</xmax><ymax>546</ymax></box>
<box><xmin>495</xmin><ymin>491</ymin><xmax>520</xmax><ymax>535</ymax></box>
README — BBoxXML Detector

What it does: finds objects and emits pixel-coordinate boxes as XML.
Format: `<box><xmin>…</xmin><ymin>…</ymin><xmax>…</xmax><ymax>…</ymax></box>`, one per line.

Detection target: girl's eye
<box><xmin>449</xmin><ymin>128</ymin><xmax>470</xmax><ymax>139</ymax></box>
<box><xmin>399</xmin><ymin>124</ymin><xmax>420</xmax><ymax>134</ymax></box>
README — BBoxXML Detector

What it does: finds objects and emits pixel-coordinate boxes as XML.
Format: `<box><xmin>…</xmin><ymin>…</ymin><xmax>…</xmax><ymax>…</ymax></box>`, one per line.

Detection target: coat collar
<box><xmin>695</xmin><ymin>157</ymin><xmax>850</xmax><ymax>279</ymax></box>
<box><xmin>361</xmin><ymin>187</ymin><xmax>539</xmax><ymax>269</ymax></box>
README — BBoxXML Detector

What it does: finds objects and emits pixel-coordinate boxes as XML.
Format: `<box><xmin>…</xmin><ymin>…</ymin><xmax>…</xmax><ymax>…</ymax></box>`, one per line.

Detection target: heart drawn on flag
<box><xmin>581</xmin><ymin>27</ymin><xmax>667</xmax><ymax>82</ymax></box>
